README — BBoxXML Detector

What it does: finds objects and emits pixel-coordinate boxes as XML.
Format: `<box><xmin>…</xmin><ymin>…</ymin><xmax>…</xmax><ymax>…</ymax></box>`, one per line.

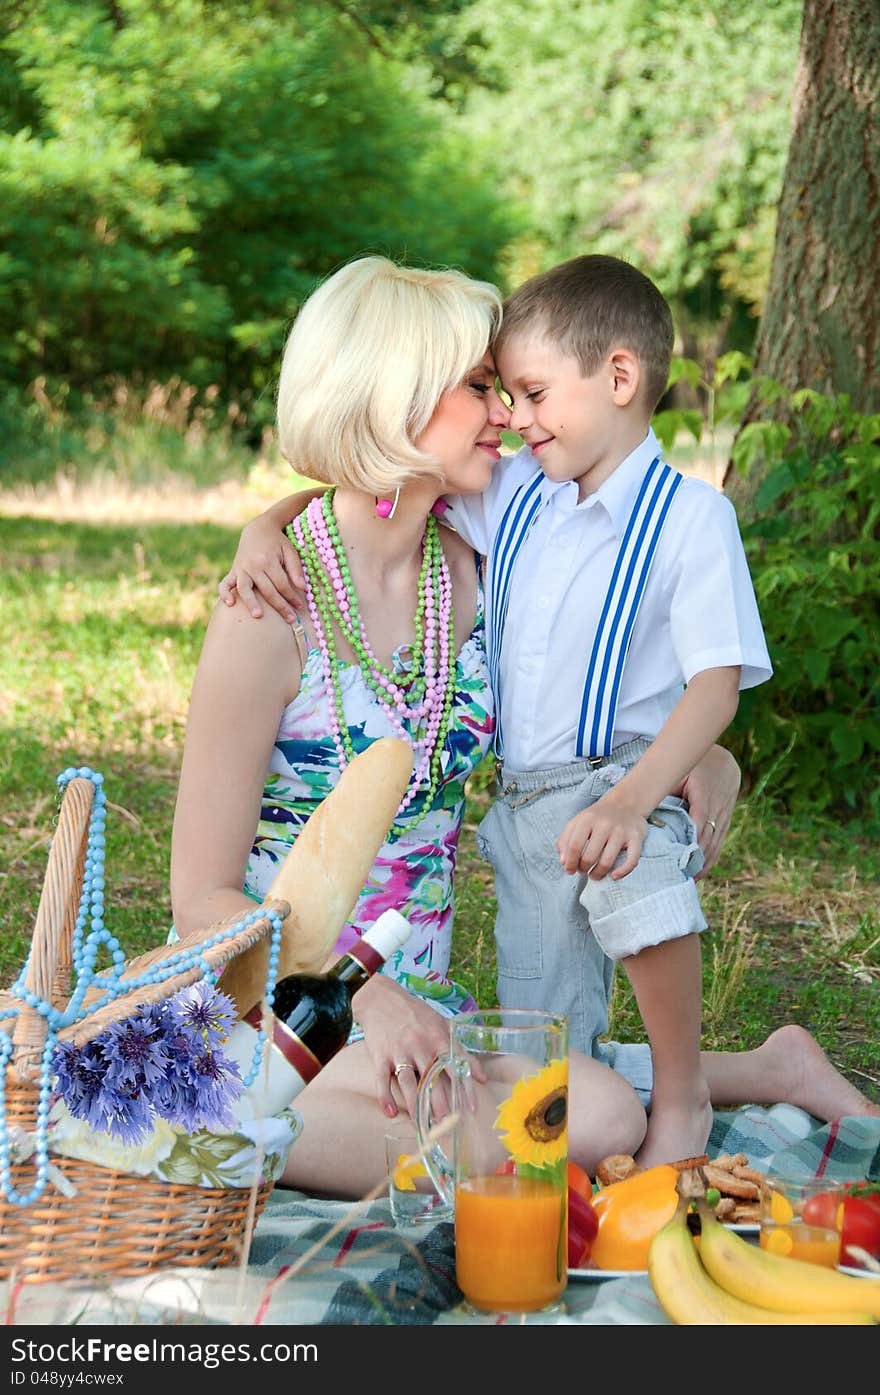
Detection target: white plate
<box><xmin>837</xmin><ymin>1263</ymin><xmax>880</xmax><ymax>1280</ymax></box>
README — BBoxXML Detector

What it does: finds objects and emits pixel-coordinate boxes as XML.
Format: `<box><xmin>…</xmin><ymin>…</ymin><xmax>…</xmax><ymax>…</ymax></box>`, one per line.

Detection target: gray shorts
<box><xmin>475</xmin><ymin>740</ymin><xmax>706</xmax><ymax>1091</ymax></box>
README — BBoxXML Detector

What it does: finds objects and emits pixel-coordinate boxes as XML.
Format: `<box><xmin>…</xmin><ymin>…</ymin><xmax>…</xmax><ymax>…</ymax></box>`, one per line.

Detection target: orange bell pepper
<box><xmin>589</xmin><ymin>1164</ymin><xmax>679</xmax><ymax>1270</ymax></box>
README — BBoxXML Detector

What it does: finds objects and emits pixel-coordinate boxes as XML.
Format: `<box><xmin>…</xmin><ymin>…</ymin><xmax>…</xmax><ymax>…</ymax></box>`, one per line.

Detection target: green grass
<box><xmin>2</xmin><ymin>512</ymin><xmax>878</xmax><ymax>1101</ymax></box>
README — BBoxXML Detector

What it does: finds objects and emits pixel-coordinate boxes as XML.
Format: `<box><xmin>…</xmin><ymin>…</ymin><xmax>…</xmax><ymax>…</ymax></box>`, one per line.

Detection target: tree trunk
<box><xmin>726</xmin><ymin>0</ymin><xmax>880</xmax><ymax>489</ymax></box>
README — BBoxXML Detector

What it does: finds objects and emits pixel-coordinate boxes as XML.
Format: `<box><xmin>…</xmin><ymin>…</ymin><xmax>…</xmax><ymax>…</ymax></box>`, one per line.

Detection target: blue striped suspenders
<box><xmin>488</xmin><ymin>456</ymin><xmax>682</xmax><ymax>762</ymax></box>
<box><xmin>576</xmin><ymin>458</ymin><xmax>681</xmax><ymax>756</ymax></box>
<box><xmin>486</xmin><ymin>468</ymin><xmax>545</xmax><ymax>755</ymax></box>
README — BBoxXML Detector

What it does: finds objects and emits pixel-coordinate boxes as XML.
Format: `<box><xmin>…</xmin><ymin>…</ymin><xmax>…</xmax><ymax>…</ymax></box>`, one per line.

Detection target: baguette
<box><xmin>220</xmin><ymin>737</ymin><xmax>414</xmax><ymax>1016</ymax></box>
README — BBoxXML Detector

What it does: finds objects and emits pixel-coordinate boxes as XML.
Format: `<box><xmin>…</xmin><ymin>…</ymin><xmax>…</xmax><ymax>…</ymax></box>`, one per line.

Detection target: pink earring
<box><xmin>375</xmin><ymin>487</ymin><xmax>400</xmax><ymax>520</ymax></box>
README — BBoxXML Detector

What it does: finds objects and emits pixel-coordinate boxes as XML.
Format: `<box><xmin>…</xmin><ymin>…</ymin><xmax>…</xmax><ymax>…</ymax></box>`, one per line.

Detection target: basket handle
<box><xmin>10</xmin><ymin>776</ymin><xmax>94</xmax><ymax>1080</ymax></box>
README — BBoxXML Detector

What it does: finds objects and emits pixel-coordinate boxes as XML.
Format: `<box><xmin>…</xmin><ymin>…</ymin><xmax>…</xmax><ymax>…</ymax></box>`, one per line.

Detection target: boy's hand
<box><xmin>557</xmin><ymin>787</ymin><xmax>647</xmax><ymax>880</ymax></box>
<box><xmin>218</xmin><ymin>518</ymin><xmax>306</xmax><ymax>621</ymax></box>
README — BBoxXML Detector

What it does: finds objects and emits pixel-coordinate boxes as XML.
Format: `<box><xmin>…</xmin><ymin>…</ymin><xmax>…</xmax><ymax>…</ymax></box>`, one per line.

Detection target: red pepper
<box><xmin>568</xmin><ymin>1185</ymin><xmax>599</xmax><ymax>1268</ymax></box>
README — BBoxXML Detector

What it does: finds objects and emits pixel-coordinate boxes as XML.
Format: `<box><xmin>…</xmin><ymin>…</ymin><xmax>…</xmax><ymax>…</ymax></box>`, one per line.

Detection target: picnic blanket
<box><xmin>4</xmin><ymin>1105</ymin><xmax>878</xmax><ymax>1328</ymax></box>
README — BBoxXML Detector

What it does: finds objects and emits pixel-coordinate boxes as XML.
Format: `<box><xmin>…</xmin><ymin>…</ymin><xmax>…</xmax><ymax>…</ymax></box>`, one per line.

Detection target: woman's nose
<box><xmin>488</xmin><ymin>389</ymin><xmax>511</xmax><ymax>427</ymax></box>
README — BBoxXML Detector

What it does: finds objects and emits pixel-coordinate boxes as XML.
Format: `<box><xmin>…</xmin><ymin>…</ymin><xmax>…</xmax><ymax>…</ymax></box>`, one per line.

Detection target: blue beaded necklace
<box><xmin>0</xmin><ymin>767</ymin><xmax>284</xmax><ymax>1206</ymax></box>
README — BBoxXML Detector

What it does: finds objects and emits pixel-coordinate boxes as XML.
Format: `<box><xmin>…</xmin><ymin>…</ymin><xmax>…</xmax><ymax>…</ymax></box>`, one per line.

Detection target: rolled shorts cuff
<box><xmin>585</xmin><ymin>880</ymin><xmax>708</xmax><ymax>961</ymax></box>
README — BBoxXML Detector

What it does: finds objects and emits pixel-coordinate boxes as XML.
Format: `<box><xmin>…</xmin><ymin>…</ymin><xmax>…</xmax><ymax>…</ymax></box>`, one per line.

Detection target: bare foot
<box><xmin>633</xmin><ymin>1097</ymin><xmax>713</xmax><ymax>1169</ymax></box>
<box><xmin>752</xmin><ymin>1025</ymin><xmax>880</xmax><ymax>1121</ymax></box>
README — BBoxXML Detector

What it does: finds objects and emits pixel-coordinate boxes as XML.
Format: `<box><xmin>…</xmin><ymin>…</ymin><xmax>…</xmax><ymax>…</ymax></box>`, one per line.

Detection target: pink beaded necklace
<box><xmin>289</xmin><ymin>490</ymin><xmax>456</xmax><ymax>820</ymax></box>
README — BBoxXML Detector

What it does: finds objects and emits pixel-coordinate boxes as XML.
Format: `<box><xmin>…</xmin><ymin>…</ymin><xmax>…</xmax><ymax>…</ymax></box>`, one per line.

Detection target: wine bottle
<box><xmin>223</xmin><ymin>908</ymin><xmax>413</xmax><ymax>1121</ymax></box>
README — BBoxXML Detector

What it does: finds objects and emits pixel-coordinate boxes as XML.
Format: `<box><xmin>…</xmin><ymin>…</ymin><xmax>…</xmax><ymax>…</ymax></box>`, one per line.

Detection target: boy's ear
<box><xmin>608</xmin><ymin>349</ymin><xmax>640</xmax><ymax>406</ymax></box>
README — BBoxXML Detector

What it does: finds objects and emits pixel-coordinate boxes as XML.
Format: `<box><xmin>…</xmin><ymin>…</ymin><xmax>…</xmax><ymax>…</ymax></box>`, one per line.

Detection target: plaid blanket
<box><xmin>4</xmin><ymin>1105</ymin><xmax>878</xmax><ymax>1327</ymax></box>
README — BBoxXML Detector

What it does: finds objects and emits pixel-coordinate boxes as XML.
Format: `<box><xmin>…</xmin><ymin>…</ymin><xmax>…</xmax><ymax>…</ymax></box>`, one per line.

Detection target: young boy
<box><xmin>442</xmin><ymin>255</ymin><xmax>771</xmax><ymax>1163</ymax></box>
<box><xmin>219</xmin><ymin>255</ymin><xmax>772</xmax><ymax>1165</ymax></box>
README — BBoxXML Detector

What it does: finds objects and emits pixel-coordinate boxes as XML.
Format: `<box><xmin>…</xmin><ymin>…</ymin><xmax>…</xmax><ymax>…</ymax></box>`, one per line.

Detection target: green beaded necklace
<box><xmin>288</xmin><ymin>490</ymin><xmax>457</xmax><ymax>821</ymax></box>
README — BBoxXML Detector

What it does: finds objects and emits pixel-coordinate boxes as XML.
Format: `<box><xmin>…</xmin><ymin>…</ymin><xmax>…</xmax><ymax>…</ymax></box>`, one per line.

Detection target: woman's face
<box><xmin>415</xmin><ymin>356</ymin><xmax>511</xmax><ymax>495</ymax></box>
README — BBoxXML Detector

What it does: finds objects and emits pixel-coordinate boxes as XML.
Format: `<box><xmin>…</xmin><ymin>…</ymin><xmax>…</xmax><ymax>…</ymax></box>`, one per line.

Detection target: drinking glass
<box><xmin>759</xmin><ymin>1170</ymin><xmax>844</xmax><ymax>1267</ymax></box>
<box><xmin>384</xmin><ymin>1126</ymin><xmax>453</xmax><ymax>1227</ymax></box>
<box><xmin>416</xmin><ymin>1008</ymin><xmax>569</xmax><ymax>1315</ymax></box>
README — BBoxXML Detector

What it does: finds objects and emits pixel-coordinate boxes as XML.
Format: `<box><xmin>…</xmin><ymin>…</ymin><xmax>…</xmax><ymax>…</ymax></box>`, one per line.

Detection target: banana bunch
<box><xmin>648</xmin><ymin>1185</ymin><xmax>880</xmax><ymax>1325</ymax></box>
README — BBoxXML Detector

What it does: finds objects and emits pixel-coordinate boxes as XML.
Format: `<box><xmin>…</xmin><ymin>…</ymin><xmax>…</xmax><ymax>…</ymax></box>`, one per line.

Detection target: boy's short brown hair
<box><xmin>496</xmin><ymin>254</ymin><xmax>674</xmax><ymax>412</ymax></box>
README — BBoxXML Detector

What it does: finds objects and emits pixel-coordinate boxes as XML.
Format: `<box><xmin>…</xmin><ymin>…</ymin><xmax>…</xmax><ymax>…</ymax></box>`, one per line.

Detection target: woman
<box><xmin>174</xmin><ymin>257</ymin><xmax>876</xmax><ymax>1200</ymax></box>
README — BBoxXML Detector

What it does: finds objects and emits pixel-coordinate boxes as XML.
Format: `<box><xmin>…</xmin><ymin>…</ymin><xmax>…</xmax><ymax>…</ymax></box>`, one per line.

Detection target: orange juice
<box><xmin>455</xmin><ymin>1173</ymin><xmax>566</xmax><ymax>1312</ymax></box>
<box><xmin>760</xmin><ymin>1221</ymin><xmax>841</xmax><ymax>1267</ymax></box>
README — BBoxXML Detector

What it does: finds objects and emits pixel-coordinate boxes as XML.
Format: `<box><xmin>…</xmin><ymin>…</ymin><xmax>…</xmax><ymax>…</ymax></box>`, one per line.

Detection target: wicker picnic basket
<box><xmin>0</xmin><ymin>776</ymin><xmax>291</xmax><ymax>1285</ymax></box>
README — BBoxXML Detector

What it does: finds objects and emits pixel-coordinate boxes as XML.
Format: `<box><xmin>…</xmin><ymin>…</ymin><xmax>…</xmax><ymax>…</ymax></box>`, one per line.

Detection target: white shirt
<box><xmin>445</xmin><ymin>429</ymin><xmax>772</xmax><ymax>771</ymax></box>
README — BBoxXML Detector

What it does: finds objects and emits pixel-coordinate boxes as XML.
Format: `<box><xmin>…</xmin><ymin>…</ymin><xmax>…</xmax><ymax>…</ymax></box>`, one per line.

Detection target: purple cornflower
<box><xmin>166</xmin><ymin>983</ymin><xmax>237</xmax><ymax>1051</ymax></box>
<box><xmin>51</xmin><ymin>1039</ymin><xmax>105</xmax><ymax>1114</ymax></box>
<box><xmin>186</xmin><ymin>1048</ymin><xmax>241</xmax><ymax>1131</ymax></box>
<box><xmin>82</xmin><ymin>1082</ymin><xmax>156</xmax><ymax>1145</ymax></box>
<box><xmin>101</xmin><ymin>1003</ymin><xmax>171</xmax><ymax>1092</ymax></box>
<box><xmin>51</xmin><ymin>1039</ymin><xmax>155</xmax><ymax>1145</ymax></box>
<box><xmin>156</xmin><ymin>1042</ymin><xmax>242</xmax><ymax>1133</ymax></box>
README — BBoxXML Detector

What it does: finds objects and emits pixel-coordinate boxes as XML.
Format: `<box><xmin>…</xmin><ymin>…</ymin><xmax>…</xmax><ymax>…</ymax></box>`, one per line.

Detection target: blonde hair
<box><xmin>276</xmin><ymin>256</ymin><xmax>502</xmax><ymax>491</ymax></box>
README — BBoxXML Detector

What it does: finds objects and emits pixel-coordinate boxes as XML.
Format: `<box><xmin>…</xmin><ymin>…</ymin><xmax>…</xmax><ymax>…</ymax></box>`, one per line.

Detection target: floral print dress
<box><xmin>244</xmin><ymin>575</ymin><xmax>495</xmax><ymax>1025</ymax></box>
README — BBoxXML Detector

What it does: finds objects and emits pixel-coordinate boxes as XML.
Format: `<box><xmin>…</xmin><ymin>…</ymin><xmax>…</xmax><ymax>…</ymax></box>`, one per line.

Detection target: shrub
<box><xmin>657</xmin><ymin>364</ymin><xmax>878</xmax><ymax>829</ymax></box>
<box><xmin>728</xmin><ymin>388</ymin><xmax>880</xmax><ymax>828</ymax></box>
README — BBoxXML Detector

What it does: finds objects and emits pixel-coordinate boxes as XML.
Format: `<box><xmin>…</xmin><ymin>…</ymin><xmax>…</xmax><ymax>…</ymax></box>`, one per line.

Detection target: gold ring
<box><xmin>707</xmin><ymin>818</ymin><xmax>717</xmax><ymax>831</ymax></box>
<box><xmin>393</xmin><ymin>1062</ymin><xmax>415</xmax><ymax>1077</ymax></box>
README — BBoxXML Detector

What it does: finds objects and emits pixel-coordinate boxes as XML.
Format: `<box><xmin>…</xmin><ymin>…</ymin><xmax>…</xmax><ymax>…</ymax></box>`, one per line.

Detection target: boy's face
<box><xmin>495</xmin><ymin>333</ymin><xmax>625</xmax><ymax>495</ymax></box>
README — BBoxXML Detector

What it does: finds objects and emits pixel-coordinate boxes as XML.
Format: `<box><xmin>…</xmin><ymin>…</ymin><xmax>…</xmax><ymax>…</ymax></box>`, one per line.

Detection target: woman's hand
<box><xmin>353</xmin><ymin>974</ymin><xmax>452</xmax><ymax>1121</ymax></box>
<box><xmin>675</xmin><ymin>744</ymin><xmax>741</xmax><ymax>878</ymax></box>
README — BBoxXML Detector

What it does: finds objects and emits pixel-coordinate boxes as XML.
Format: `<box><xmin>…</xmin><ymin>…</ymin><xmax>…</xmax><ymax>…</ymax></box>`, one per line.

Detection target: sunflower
<box><xmin>495</xmin><ymin>1059</ymin><xmax>568</xmax><ymax>1169</ymax></box>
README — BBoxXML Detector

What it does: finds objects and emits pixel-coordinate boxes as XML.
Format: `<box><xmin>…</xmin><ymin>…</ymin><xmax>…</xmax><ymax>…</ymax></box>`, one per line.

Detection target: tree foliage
<box><xmin>462</xmin><ymin>0</ymin><xmax>801</xmax><ymax>345</ymax></box>
<box><xmin>4</xmin><ymin>0</ymin><xmax>865</xmax><ymax>474</ymax></box>
<box><xmin>315</xmin><ymin>0</ymin><xmax>490</xmax><ymax>99</ymax></box>
<box><xmin>0</xmin><ymin>0</ymin><xmax>515</xmax><ymax>428</ymax></box>
<box><xmin>0</xmin><ymin>0</ymin><xmax>810</xmax><ymax>440</ymax></box>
